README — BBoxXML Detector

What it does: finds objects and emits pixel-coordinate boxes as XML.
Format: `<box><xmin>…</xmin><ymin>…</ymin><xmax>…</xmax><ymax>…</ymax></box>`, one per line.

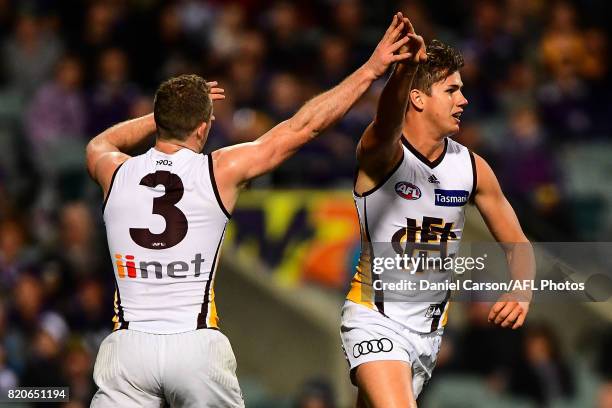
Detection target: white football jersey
<box><xmin>103</xmin><ymin>148</ymin><xmax>230</xmax><ymax>334</ymax></box>
<box><xmin>346</xmin><ymin>136</ymin><xmax>476</xmax><ymax>333</ymax></box>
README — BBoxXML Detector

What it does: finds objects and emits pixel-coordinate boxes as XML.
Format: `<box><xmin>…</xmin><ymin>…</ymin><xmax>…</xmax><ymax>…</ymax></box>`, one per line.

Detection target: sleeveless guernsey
<box><xmin>346</xmin><ymin>136</ymin><xmax>476</xmax><ymax>333</ymax></box>
<box><xmin>103</xmin><ymin>148</ymin><xmax>230</xmax><ymax>334</ymax></box>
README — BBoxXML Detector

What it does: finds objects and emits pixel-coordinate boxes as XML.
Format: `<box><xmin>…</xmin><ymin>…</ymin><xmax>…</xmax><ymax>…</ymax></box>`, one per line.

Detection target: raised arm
<box><xmin>472</xmin><ymin>153</ymin><xmax>535</xmax><ymax>329</ymax></box>
<box><xmin>213</xmin><ymin>13</ymin><xmax>414</xmax><ymax>211</ymax></box>
<box><xmin>355</xmin><ymin>18</ymin><xmax>426</xmax><ymax>194</ymax></box>
<box><xmin>86</xmin><ymin>113</ymin><xmax>157</xmax><ymax>196</ymax></box>
<box><xmin>86</xmin><ymin>81</ymin><xmax>225</xmax><ymax>197</ymax></box>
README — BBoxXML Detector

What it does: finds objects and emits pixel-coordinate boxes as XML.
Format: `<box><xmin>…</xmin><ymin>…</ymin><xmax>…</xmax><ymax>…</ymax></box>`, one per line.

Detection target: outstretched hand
<box><xmin>364</xmin><ymin>13</ymin><xmax>412</xmax><ymax>78</ymax></box>
<box><xmin>397</xmin><ymin>14</ymin><xmax>427</xmax><ymax>66</ymax></box>
<box><xmin>364</xmin><ymin>12</ymin><xmax>427</xmax><ymax>79</ymax></box>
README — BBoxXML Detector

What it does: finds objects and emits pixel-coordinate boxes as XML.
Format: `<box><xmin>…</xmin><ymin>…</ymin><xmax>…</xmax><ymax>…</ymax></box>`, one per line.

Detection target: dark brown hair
<box><xmin>153</xmin><ymin>74</ymin><xmax>212</xmax><ymax>140</ymax></box>
<box><xmin>412</xmin><ymin>39</ymin><xmax>464</xmax><ymax>95</ymax></box>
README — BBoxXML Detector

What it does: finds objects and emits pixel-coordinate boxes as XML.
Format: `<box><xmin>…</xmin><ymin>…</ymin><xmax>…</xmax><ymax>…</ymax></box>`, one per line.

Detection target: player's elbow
<box><xmin>85</xmin><ymin>136</ymin><xmax>112</xmax><ymax>179</ymax></box>
<box><xmin>85</xmin><ymin>140</ymin><xmax>100</xmax><ymax>178</ymax></box>
<box><xmin>85</xmin><ymin>137</ymin><xmax>97</xmax><ymax>155</ymax></box>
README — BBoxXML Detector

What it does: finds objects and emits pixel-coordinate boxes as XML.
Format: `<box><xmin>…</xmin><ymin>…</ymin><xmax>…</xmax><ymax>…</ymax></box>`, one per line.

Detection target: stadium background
<box><xmin>0</xmin><ymin>0</ymin><xmax>611</xmax><ymax>406</ymax></box>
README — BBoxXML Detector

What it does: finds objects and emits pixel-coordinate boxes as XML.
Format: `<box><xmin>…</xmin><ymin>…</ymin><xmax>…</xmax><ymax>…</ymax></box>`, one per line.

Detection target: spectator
<box><xmin>264</xmin><ymin>1</ymin><xmax>308</xmax><ymax>71</ymax></box>
<box><xmin>457</xmin><ymin>303</ymin><xmax>522</xmax><ymax>387</ymax></box>
<box><xmin>498</xmin><ymin>107</ymin><xmax>561</xmax><ymax>213</ymax></box>
<box><xmin>63</xmin><ymin>341</ymin><xmax>96</xmax><ymax>405</ymax></box>
<box><xmin>498</xmin><ymin>62</ymin><xmax>537</xmax><ymax>113</ymax></box>
<box><xmin>39</xmin><ymin>202</ymin><xmax>105</xmax><ymax>305</ymax></box>
<box><xmin>20</xmin><ymin>312</ymin><xmax>68</xmax><ymax>387</ymax></box>
<box><xmin>226</xmin><ymin>55</ymin><xmax>268</xmax><ymax>109</ymax></box>
<box><xmin>25</xmin><ymin>55</ymin><xmax>86</xmax><ymax>178</ymax></box>
<box><xmin>76</xmin><ymin>1</ymin><xmax>126</xmax><ymax>74</ymax></box>
<box><xmin>540</xmin><ymin>2</ymin><xmax>587</xmax><ymax>80</ymax></box>
<box><xmin>66</xmin><ymin>279</ymin><xmax>112</xmax><ymax>350</ymax></box>
<box><xmin>508</xmin><ymin>323</ymin><xmax>575</xmax><ymax>406</ymax></box>
<box><xmin>1</xmin><ymin>13</ymin><xmax>63</xmax><ymax>97</ymax></box>
<box><xmin>0</xmin><ymin>344</ymin><xmax>17</xmax><ymax>394</ymax></box>
<box><xmin>0</xmin><ymin>219</ymin><xmax>36</xmax><ymax>292</ymax></box>
<box><xmin>462</xmin><ymin>1</ymin><xmax>520</xmax><ymax>97</ymax></box>
<box><xmin>316</xmin><ymin>35</ymin><xmax>351</xmax><ymax>88</ymax></box>
<box><xmin>332</xmin><ymin>0</ymin><xmax>376</xmax><ymax>63</ymax></box>
<box><xmin>294</xmin><ymin>378</ymin><xmax>336</xmax><ymax>408</ymax></box>
<box><xmin>266</xmin><ymin>72</ymin><xmax>304</xmax><ymax>121</ymax></box>
<box><xmin>87</xmin><ymin>47</ymin><xmax>140</xmax><ymax>136</ymax></box>
<box><xmin>152</xmin><ymin>4</ymin><xmax>199</xmax><ymax>83</ymax></box>
<box><xmin>5</xmin><ymin>274</ymin><xmax>46</xmax><ymax>374</ymax></box>
<box><xmin>208</xmin><ymin>3</ymin><xmax>246</xmax><ymax>61</ymax></box>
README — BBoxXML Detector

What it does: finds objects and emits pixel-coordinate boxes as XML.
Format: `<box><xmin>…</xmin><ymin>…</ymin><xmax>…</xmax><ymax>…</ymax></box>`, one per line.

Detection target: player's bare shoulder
<box><xmin>87</xmin><ymin>149</ymin><xmax>131</xmax><ymax>199</ymax></box>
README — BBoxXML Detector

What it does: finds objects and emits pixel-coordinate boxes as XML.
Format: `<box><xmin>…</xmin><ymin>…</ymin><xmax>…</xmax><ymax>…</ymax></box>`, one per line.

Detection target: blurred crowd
<box><xmin>0</xmin><ymin>0</ymin><xmax>610</xmax><ymax>406</ymax></box>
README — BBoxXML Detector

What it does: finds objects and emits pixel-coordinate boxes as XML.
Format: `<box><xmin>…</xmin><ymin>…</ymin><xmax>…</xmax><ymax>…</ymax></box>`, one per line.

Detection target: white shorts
<box><xmin>91</xmin><ymin>329</ymin><xmax>244</xmax><ymax>408</ymax></box>
<box><xmin>340</xmin><ymin>301</ymin><xmax>443</xmax><ymax>398</ymax></box>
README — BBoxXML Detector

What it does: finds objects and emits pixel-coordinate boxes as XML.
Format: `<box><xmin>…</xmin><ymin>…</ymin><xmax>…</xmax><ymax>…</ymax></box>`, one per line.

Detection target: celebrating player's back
<box><xmin>86</xmin><ymin>13</ymin><xmax>418</xmax><ymax>408</ymax></box>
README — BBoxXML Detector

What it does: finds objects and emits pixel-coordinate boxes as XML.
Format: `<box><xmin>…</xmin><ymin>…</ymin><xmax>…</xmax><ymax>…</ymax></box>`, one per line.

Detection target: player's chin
<box><xmin>452</xmin><ymin>117</ymin><xmax>462</xmax><ymax>130</ymax></box>
<box><xmin>445</xmin><ymin>123</ymin><xmax>460</xmax><ymax>136</ymax></box>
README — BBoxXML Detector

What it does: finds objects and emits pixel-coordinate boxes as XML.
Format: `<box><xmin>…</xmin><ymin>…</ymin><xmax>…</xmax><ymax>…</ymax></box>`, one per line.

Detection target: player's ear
<box><xmin>409</xmin><ymin>89</ymin><xmax>425</xmax><ymax>112</ymax></box>
<box><xmin>196</xmin><ymin>120</ymin><xmax>208</xmax><ymax>140</ymax></box>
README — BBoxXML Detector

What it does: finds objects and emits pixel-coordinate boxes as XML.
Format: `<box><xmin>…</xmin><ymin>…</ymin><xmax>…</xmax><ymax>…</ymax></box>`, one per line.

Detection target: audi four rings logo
<box><xmin>352</xmin><ymin>338</ymin><xmax>394</xmax><ymax>358</ymax></box>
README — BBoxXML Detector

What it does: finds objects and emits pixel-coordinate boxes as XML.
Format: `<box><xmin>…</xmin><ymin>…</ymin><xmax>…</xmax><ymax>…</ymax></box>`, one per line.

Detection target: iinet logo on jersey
<box><xmin>114</xmin><ymin>253</ymin><xmax>206</xmax><ymax>279</ymax></box>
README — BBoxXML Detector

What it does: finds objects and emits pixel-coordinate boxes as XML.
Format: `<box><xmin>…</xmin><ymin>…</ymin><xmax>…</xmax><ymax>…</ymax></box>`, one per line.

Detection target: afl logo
<box><xmin>395</xmin><ymin>182</ymin><xmax>421</xmax><ymax>200</ymax></box>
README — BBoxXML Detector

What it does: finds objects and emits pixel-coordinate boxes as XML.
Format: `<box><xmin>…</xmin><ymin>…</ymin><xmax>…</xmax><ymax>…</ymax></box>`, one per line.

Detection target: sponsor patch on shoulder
<box><xmin>395</xmin><ymin>182</ymin><xmax>421</xmax><ymax>200</ymax></box>
<box><xmin>434</xmin><ymin>189</ymin><xmax>469</xmax><ymax>206</ymax></box>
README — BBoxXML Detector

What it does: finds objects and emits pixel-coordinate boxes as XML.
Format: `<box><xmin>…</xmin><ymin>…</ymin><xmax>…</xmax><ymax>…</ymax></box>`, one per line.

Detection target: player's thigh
<box><xmin>163</xmin><ymin>330</ymin><xmax>244</xmax><ymax>408</ymax></box>
<box><xmin>356</xmin><ymin>389</ymin><xmax>369</xmax><ymax>408</ymax></box>
<box><xmin>91</xmin><ymin>331</ymin><xmax>164</xmax><ymax>408</ymax></box>
<box><xmin>354</xmin><ymin>360</ymin><xmax>417</xmax><ymax>408</ymax></box>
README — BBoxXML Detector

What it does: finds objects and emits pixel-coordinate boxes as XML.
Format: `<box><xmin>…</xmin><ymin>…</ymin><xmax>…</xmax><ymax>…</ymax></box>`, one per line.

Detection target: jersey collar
<box><xmin>401</xmin><ymin>136</ymin><xmax>448</xmax><ymax>169</ymax></box>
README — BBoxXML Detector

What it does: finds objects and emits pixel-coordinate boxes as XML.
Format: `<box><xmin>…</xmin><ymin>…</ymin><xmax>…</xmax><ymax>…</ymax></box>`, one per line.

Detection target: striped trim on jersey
<box><xmin>207</xmin><ymin>152</ymin><xmax>231</xmax><ymax>219</ymax></box>
<box><xmin>112</xmin><ymin>283</ymin><xmax>128</xmax><ymax>331</ymax></box>
<box><xmin>106</xmin><ymin>162</ymin><xmax>129</xmax><ymax>331</ymax></box>
<box><xmin>430</xmin><ymin>289</ymin><xmax>450</xmax><ymax>332</ymax></box>
<box><xmin>195</xmin><ymin>153</ymin><xmax>228</xmax><ymax>329</ymax></box>
<box><xmin>354</xmin><ymin>150</ymin><xmax>404</xmax><ymax>198</ymax></box>
<box><xmin>102</xmin><ymin>163</ymin><xmax>124</xmax><ymax>213</ymax></box>
<box><xmin>346</xmin><ymin>235</ymin><xmax>375</xmax><ymax>309</ymax></box>
<box><xmin>468</xmin><ymin>151</ymin><xmax>477</xmax><ymax>203</ymax></box>
<box><xmin>441</xmin><ymin>301</ymin><xmax>451</xmax><ymax>327</ymax></box>
<box><xmin>364</xmin><ymin>198</ymin><xmax>385</xmax><ymax>314</ymax></box>
<box><xmin>347</xmin><ymin>197</ymin><xmax>386</xmax><ymax>313</ymax></box>
<box><xmin>197</xmin><ymin>226</ymin><xmax>226</xmax><ymax>329</ymax></box>
<box><xmin>349</xmin><ymin>149</ymin><xmax>408</xmax><ymax>312</ymax></box>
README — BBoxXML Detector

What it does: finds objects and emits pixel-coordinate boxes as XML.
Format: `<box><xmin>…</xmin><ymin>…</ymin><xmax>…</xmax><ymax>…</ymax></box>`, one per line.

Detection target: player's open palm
<box><xmin>365</xmin><ymin>12</ymin><xmax>415</xmax><ymax>78</ymax></box>
<box><xmin>398</xmin><ymin>16</ymin><xmax>427</xmax><ymax>66</ymax></box>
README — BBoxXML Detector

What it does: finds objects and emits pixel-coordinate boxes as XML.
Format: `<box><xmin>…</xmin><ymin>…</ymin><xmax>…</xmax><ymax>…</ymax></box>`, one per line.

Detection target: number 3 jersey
<box><xmin>103</xmin><ymin>148</ymin><xmax>231</xmax><ymax>334</ymax></box>
<box><xmin>346</xmin><ymin>136</ymin><xmax>476</xmax><ymax>333</ymax></box>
